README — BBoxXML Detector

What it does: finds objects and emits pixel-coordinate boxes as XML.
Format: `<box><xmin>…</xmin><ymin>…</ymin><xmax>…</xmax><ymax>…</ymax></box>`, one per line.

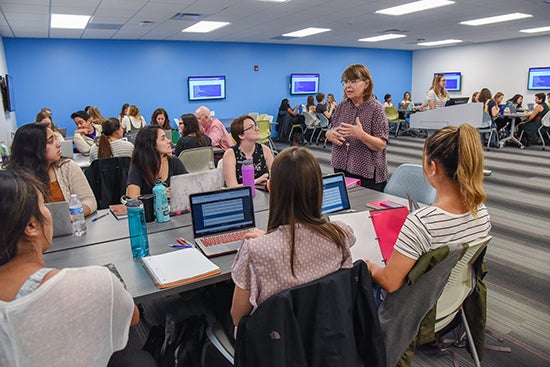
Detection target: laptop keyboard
<box><xmin>200</xmin><ymin>230</ymin><xmax>249</xmax><ymax>247</ymax></box>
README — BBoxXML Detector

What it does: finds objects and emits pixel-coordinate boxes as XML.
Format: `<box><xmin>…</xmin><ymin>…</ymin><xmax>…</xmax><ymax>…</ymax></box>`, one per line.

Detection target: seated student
<box><xmin>518</xmin><ymin>93</ymin><xmax>550</xmax><ymax>145</ymax></box>
<box><xmin>127</xmin><ymin>125</ymin><xmax>188</xmax><ymax>198</ymax></box>
<box><xmin>506</xmin><ymin>94</ymin><xmax>523</xmax><ymax>111</ymax></box>
<box><xmin>89</xmin><ymin>118</ymin><xmax>134</xmax><ymax>162</ymax></box>
<box><xmin>0</xmin><ymin>170</ymin><xmax>154</xmax><ymax>367</ymax></box>
<box><xmin>383</xmin><ymin>94</ymin><xmax>394</xmax><ymax>108</ymax></box>
<box><xmin>121</xmin><ymin>105</ymin><xmax>146</xmax><ymax>132</ymax></box>
<box><xmin>277</xmin><ymin>98</ymin><xmax>305</xmax><ymax>141</ymax></box>
<box><xmin>150</xmin><ymin>108</ymin><xmax>172</xmax><ymax>130</ymax></box>
<box><xmin>71</xmin><ymin>110</ymin><xmax>102</xmax><ymax>155</ymax></box>
<box><xmin>174</xmin><ymin>113</ymin><xmax>212</xmax><ymax>157</ymax></box>
<box><xmin>400</xmin><ymin>91</ymin><xmax>413</xmax><ymax>110</ymax></box>
<box><xmin>87</xmin><ymin>106</ymin><xmax>106</xmax><ymax>126</ymax></box>
<box><xmin>195</xmin><ymin>105</ymin><xmax>233</xmax><ymax>150</ymax></box>
<box><xmin>366</xmin><ymin>124</ymin><xmax>491</xmax><ymax>293</ymax></box>
<box><xmin>35</xmin><ymin>111</ymin><xmax>65</xmax><ymax>142</ymax></box>
<box><xmin>315</xmin><ymin>92</ymin><xmax>335</xmax><ymax>120</ymax></box>
<box><xmin>306</xmin><ymin>95</ymin><xmax>316</xmax><ymax>113</ymax></box>
<box><xmin>4</xmin><ymin>124</ymin><xmax>97</xmax><ymax>216</ymax></box>
<box><xmin>230</xmin><ymin>147</ymin><xmax>356</xmax><ymax>326</ymax></box>
<box><xmin>222</xmin><ymin>115</ymin><xmax>274</xmax><ymax>187</ymax></box>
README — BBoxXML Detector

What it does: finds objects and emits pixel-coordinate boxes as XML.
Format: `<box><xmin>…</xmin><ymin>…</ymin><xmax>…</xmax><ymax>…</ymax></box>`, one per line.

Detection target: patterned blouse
<box><xmin>330</xmin><ymin>97</ymin><xmax>389</xmax><ymax>183</ymax></box>
<box><xmin>231</xmin><ymin>143</ymin><xmax>269</xmax><ymax>184</ymax></box>
<box><xmin>231</xmin><ymin>222</ymin><xmax>355</xmax><ymax>311</ymax></box>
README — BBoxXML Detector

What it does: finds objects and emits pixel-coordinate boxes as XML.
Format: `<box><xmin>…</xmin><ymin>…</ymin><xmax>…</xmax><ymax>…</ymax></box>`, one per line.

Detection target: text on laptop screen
<box><xmin>191</xmin><ymin>188</ymin><xmax>254</xmax><ymax>236</ymax></box>
<box><xmin>322</xmin><ymin>174</ymin><xmax>350</xmax><ymax>214</ymax></box>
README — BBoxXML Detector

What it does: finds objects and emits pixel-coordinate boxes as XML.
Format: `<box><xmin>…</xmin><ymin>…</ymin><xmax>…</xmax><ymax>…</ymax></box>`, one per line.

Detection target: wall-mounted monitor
<box><xmin>188</xmin><ymin>76</ymin><xmax>226</xmax><ymax>101</ymax></box>
<box><xmin>290</xmin><ymin>73</ymin><xmax>319</xmax><ymax>95</ymax></box>
<box><xmin>527</xmin><ymin>67</ymin><xmax>550</xmax><ymax>90</ymax></box>
<box><xmin>434</xmin><ymin>72</ymin><xmax>461</xmax><ymax>92</ymax></box>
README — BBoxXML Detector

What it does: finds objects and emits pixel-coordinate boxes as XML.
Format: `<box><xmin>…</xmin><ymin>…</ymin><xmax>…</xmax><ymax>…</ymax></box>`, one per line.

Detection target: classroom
<box><xmin>0</xmin><ymin>1</ymin><xmax>549</xmax><ymax>366</ymax></box>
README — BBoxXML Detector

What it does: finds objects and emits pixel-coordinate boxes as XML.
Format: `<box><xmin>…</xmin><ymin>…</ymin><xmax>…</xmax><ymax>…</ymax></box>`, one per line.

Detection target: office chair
<box><xmin>247</xmin><ymin>112</ymin><xmax>259</xmax><ymax>120</ymax></box>
<box><xmin>85</xmin><ymin>156</ymin><xmax>131</xmax><ymax>209</ymax></box>
<box><xmin>178</xmin><ymin>146</ymin><xmax>215</xmax><ymax>172</ymax></box>
<box><xmin>384</xmin><ymin>164</ymin><xmax>436</xmax><ymax>205</ymax></box>
<box><xmin>256</xmin><ymin>119</ymin><xmax>278</xmax><ymax>154</ymax></box>
<box><xmin>316</xmin><ymin>113</ymin><xmax>330</xmax><ymax>148</ymax></box>
<box><xmin>302</xmin><ymin>111</ymin><xmax>320</xmax><ymax>144</ymax></box>
<box><xmin>385</xmin><ymin>106</ymin><xmax>407</xmax><ymax>138</ymax></box>
<box><xmin>479</xmin><ymin>112</ymin><xmax>499</xmax><ymax>150</ymax></box>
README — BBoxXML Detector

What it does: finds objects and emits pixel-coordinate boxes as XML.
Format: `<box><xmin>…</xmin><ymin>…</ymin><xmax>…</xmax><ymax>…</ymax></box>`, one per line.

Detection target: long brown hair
<box><xmin>181</xmin><ymin>114</ymin><xmax>208</xmax><ymax>146</ymax></box>
<box><xmin>131</xmin><ymin>125</ymin><xmax>163</xmax><ymax>188</ymax></box>
<box><xmin>430</xmin><ymin>74</ymin><xmax>448</xmax><ymax>97</ymax></box>
<box><xmin>98</xmin><ymin>118</ymin><xmax>121</xmax><ymax>159</ymax></box>
<box><xmin>424</xmin><ymin>124</ymin><xmax>486</xmax><ymax>216</ymax></box>
<box><xmin>267</xmin><ymin>147</ymin><xmax>349</xmax><ymax>276</ymax></box>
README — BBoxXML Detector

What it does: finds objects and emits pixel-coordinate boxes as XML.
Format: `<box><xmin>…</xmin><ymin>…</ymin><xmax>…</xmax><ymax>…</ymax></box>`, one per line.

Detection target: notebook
<box><xmin>170</xmin><ymin>170</ymin><xmax>225</xmax><ymax>213</ymax></box>
<box><xmin>190</xmin><ymin>186</ymin><xmax>255</xmax><ymax>257</ymax></box>
<box><xmin>109</xmin><ymin>204</ymin><xmax>128</xmax><ymax>220</ymax></box>
<box><xmin>60</xmin><ymin>140</ymin><xmax>74</xmax><ymax>159</ymax></box>
<box><xmin>45</xmin><ymin>201</ymin><xmax>74</xmax><ymax>237</ymax></box>
<box><xmin>328</xmin><ymin>211</ymin><xmax>386</xmax><ymax>267</ymax></box>
<box><xmin>141</xmin><ymin>248</ymin><xmax>221</xmax><ymax>289</ymax></box>
<box><xmin>321</xmin><ymin>173</ymin><xmax>352</xmax><ymax>215</ymax></box>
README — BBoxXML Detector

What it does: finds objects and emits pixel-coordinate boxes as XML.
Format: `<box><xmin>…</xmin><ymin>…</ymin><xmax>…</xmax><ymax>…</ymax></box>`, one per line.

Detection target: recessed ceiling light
<box><xmin>460</xmin><ymin>13</ymin><xmax>532</xmax><ymax>26</ymax></box>
<box><xmin>376</xmin><ymin>0</ymin><xmax>455</xmax><ymax>16</ymax></box>
<box><xmin>282</xmin><ymin>27</ymin><xmax>331</xmax><ymax>38</ymax></box>
<box><xmin>181</xmin><ymin>21</ymin><xmax>230</xmax><ymax>33</ymax></box>
<box><xmin>418</xmin><ymin>39</ymin><xmax>462</xmax><ymax>46</ymax></box>
<box><xmin>51</xmin><ymin>14</ymin><xmax>90</xmax><ymax>29</ymax></box>
<box><xmin>520</xmin><ymin>26</ymin><xmax>550</xmax><ymax>34</ymax></box>
<box><xmin>358</xmin><ymin>34</ymin><xmax>407</xmax><ymax>42</ymax></box>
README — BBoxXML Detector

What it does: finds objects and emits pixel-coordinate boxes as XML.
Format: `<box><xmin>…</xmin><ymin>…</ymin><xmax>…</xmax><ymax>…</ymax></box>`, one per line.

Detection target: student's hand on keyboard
<box><xmin>243</xmin><ymin>229</ymin><xmax>266</xmax><ymax>240</ymax></box>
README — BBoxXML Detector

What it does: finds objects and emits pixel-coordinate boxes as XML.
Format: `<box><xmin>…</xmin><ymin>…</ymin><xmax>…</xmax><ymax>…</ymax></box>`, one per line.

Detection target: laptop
<box><xmin>508</xmin><ymin>105</ymin><xmax>517</xmax><ymax>114</ymax></box>
<box><xmin>170</xmin><ymin>170</ymin><xmax>225</xmax><ymax>213</ymax></box>
<box><xmin>45</xmin><ymin>201</ymin><xmax>74</xmax><ymax>237</ymax></box>
<box><xmin>321</xmin><ymin>173</ymin><xmax>352</xmax><ymax>215</ymax></box>
<box><xmin>190</xmin><ymin>187</ymin><xmax>255</xmax><ymax>257</ymax></box>
<box><xmin>125</xmin><ymin>130</ymin><xmax>139</xmax><ymax>144</ymax></box>
<box><xmin>528</xmin><ymin>103</ymin><xmax>534</xmax><ymax>111</ymax></box>
<box><xmin>60</xmin><ymin>140</ymin><xmax>74</xmax><ymax>159</ymax></box>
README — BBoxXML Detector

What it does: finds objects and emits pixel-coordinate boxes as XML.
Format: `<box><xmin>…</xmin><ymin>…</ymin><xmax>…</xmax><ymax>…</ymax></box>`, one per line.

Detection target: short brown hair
<box><xmin>341</xmin><ymin>64</ymin><xmax>374</xmax><ymax>101</ymax></box>
<box><xmin>230</xmin><ymin>115</ymin><xmax>255</xmax><ymax>145</ymax></box>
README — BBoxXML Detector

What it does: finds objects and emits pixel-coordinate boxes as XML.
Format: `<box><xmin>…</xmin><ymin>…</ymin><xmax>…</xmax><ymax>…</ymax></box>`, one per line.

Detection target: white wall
<box><xmin>411</xmin><ymin>34</ymin><xmax>550</xmax><ymax>104</ymax></box>
<box><xmin>0</xmin><ymin>35</ymin><xmax>17</xmax><ymax>150</ymax></box>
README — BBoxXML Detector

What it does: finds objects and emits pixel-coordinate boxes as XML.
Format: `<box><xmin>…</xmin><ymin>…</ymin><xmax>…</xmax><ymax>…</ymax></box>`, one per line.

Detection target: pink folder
<box><xmin>369</xmin><ymin>206</ymin><xmax>409</xmax><ymax>264</ymax></box>
<box><xmin>344</xmin><ymin>177</ymin><xmax>361</xmax><ymax>189</ymax></box>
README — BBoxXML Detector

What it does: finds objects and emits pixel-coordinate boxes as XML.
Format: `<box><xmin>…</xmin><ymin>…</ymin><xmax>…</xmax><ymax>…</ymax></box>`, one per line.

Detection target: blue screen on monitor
<box><xmin>434</xmin><ymin>72</ymin><xmax>461</xmax><ymax>91</ymax></box>
<box><xmin>290</xmin><ymin>73</ymin><xmax>319</xmax><ymax>95</ymax></box>
<box><xmin>527</xmin><ymin>67</ymin><xmax>550</xmax><ymax>90</ymax></box>
<box><xmin>188</xmin><ymin>76</ymin><xmax>226</xmax><ymax>101</ymax></box>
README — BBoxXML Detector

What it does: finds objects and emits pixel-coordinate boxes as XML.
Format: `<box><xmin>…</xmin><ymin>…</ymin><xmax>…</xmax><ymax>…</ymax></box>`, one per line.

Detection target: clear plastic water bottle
<box><xmin>69</xmin><ymin>194</ymin><xmax>87</xmax><ymax>236</ymax></box>
<box><xmin>126</xmin><ymin>198</ymin><xmax>150</xmax><ymax>258</ymax></box>
<box><xmin>153</xmin><ymin>180</ymin><xmax>170</xmax><ymax>223</ymax></box>
<box><xmin>241</xmin><ymin>158</ymin><xmax>255</xmax><ymax>197</ymax></box>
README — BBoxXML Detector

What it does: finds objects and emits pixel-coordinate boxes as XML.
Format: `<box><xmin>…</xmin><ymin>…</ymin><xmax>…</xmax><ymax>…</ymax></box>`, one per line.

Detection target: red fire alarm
<box><xmin>254</xmin><ymin>65</ymin><xmax>259</xmax><ymax>71</ymax></box>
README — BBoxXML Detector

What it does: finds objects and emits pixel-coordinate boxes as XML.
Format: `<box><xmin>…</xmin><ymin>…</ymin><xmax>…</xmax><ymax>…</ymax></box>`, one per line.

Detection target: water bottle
<box><xmin>153</xmin><ymin>180</ymin><xmax>170</xmax><ymax>223</ymax></box>
<box><xmin>69</xmin><ymin>194</ymin><xmax>87</xmax><ymax>236</ymax></box>
<box><xmin>298</xmin><ymin>105</ymin><xmax>303</xmax><ymax>114</ymax></box>
<box><xmin>241</xmin><ymin>158</ymin><xmax>255</xmax><ymax>197</ymax></box>
<box><xmin>126</xmin><ymin>198</ymin><xmax>150</xmax><ymax>258</ymax></box>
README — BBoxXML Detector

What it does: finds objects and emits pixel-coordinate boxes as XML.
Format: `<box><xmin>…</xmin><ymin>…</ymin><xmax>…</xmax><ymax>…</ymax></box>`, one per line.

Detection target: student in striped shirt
<box><xmin>366</xmin><ymin>124</ymin><xmax>491</xmax><ymax>292</ymax></box>
<box><xmin>89</xmin><ymin>118</ymin><xmax>134</xmax><ymax>162</ymax></box>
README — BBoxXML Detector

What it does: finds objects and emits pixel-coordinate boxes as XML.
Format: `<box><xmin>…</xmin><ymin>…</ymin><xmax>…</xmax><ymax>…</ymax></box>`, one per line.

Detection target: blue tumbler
<box><xmin>126</xmin><ymin>198</ymin><xmax>150</xmax><ymax>258</ymax></box>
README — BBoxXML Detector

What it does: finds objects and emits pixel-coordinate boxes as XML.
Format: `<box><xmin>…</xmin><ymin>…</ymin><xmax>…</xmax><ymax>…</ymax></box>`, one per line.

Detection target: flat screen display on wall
<box><xmin>527</xmin><ymin>67</ymin><xmax>550</xmax><ymax>90</ymax></box>
<box><xmin>290</xmin><ymin>74</ymin><xmax>320</xmax><ymax>95</ymax></box>
<box><xmin>434</xmin><ymin>72</ymin><xmax>461</xmax><ymax>92</ymax></box>
<box><xmin>188</xmin><ymin>76</ymin><xmax>226</xmax><ymax>101</ymax></box>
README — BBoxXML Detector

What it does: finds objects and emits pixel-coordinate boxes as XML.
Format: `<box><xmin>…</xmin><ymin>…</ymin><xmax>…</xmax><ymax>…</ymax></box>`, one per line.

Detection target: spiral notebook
<box><xmin>141</xmin><ymin>248</ymin><xmax>221</xmax><ymax>289</ymax></box>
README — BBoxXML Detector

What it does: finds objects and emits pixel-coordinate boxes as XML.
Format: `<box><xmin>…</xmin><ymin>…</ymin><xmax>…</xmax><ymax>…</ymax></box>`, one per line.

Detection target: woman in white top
<box><xmin>425</xmin><ymin>74</ymin><xmax>450</xmax><ymax>110</ymax></box>
<box><xmin>122</xmin><ymin>105</ymin><xmax>146</xmax><ymax>132</ymax></box>
<box><xmin>89</xmin><ymin>118</ymin><xmax>134</xmax><ymax>162</ymax></box>
<box><xmin>0</xmin><ymin>170</ymin><xmax>148</xmax><ymax>367</ymax></box>
<box><xmin>366</xmin><ymin>124</ymin><xmax>491</xmax><ymax>292</ymax></box>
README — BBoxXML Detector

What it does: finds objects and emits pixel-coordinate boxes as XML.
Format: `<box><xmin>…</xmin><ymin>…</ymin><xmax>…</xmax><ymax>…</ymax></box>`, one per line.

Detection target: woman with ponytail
<box><xmin>89</xmin><ymin>118</ymin><xmax>134</xmax><ymax>162</ymax></box>
<box><xmin>366</xmin><ymin>124</ymin><xmax>491</xmax><ymax>293</ymax></box>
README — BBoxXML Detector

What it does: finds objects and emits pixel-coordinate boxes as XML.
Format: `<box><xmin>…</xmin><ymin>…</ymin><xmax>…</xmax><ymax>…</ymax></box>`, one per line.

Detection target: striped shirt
<box><xmin>394</xmin><ymin>204</ymin><xmax>491</xmax><ymax>260</ymax></box>
<box><xmin>89</xmin><ymin>139</ymin><xmax>134</xmax><ymax>162</ymax></box>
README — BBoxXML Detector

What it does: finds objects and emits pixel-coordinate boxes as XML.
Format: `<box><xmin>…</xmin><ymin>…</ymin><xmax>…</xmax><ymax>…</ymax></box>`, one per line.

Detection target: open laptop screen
<box><xmin>190</xmin><ymin>187</ymin><xmax>255</xmax><ymax>237</ymax></box>
<box><xmin>322</xmin><ymin>173</ymin><xmax>351</xmax><ymax>214</ymax></box>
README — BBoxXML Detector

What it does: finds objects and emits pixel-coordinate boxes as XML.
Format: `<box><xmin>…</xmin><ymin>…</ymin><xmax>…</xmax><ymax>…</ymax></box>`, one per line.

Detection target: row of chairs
<box><xmin>292</xmin><ymin>111</ymin><xmax>330</xmax><ymax>147</ymax></box>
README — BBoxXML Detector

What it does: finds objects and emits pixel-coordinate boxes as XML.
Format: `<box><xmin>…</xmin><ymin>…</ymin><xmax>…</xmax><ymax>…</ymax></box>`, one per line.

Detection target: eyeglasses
<box><xmin>341</xmin><ymin>79</ymin><xmax>365</xmax><ymax>86</ymax></box>
<box><xmin>243</xmin><ymin>123</ymin><xmax>259</xmax><ymax>132</ymax></box>
<box><xmin>178</xmin><ymin>120</ymin><xmax>184</xmax><ymax>126</ymax></box>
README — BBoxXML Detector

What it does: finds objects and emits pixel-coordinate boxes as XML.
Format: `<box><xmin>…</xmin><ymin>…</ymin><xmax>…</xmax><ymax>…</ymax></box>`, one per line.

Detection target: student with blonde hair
<box><xmin>366</xmin><ymin>124</ymin><xmax>491</xmax><ymax>293</ymax></box>
<box><xmin>425</xmin><ymin>74</ymin><xmax>450</xmax><ymax>110</ymax></box>
<box><xmin>122</xmin><ymin>105</ymin><xmax>146</xmax><ymax>132</ymax></box>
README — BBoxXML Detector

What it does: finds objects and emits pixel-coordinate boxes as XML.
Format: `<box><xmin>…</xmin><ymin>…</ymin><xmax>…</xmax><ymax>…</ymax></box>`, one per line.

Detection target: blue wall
<box><xmin>4</xmin><ymin>38</ymin><xmax>412</xmax><ymax>131</ymax></box>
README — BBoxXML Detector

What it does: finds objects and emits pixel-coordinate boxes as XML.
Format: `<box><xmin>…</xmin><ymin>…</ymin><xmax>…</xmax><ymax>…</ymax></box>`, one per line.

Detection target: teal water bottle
<box><xmin>153</xmin><ymin>179</ymin><xmax>170</xmax><ymax>223</ymax></box>
<box><xmin>125</xmin><ymin>198</ymin><xmax>149</xmax><ymax>258</ymax></box>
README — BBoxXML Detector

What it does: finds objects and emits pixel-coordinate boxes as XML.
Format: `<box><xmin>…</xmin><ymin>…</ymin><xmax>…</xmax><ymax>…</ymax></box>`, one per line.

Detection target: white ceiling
<box><xmin>0</xmin><ymin>0</ymin><xmax>549</xmax><ymax>50</ymax></box>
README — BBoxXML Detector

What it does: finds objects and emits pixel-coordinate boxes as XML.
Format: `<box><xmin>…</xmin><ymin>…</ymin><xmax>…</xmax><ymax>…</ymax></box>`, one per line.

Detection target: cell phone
<box><xmin>379</xmin><ymin>200</ymin><xmax>405</xmax><ymax>209</ymax></box>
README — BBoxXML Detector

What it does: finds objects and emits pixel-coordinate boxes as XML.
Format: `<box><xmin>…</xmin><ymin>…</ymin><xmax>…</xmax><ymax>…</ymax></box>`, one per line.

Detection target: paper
<box><xmin>141</xmin><ymin>248</ymin><xmax>221</xmax><ymax>288</ymax></box>
<box><xmin>329</xmin><ymin>211</ymin><xmax>386</xmax><ymax>267</ymax></box>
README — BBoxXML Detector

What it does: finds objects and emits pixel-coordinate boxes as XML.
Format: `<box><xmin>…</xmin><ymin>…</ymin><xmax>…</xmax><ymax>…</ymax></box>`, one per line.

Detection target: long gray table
<box><xmin>44</xmin><ymin>187</ymin><xmax>407</xmax><ymax>302</ymax></box>
<box><xmin>48</xmin><ymin>190</ymin><xmax>271</xmax><ymax>253</ymax></box>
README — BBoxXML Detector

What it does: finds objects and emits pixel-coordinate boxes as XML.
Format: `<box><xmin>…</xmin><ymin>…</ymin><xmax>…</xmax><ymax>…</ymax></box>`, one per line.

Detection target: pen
<box><xmin>169</xmin><ymin>244</ymin><xmax>192</xmax><ymax>249</ymax></box>
<box><xmin>176</xmin><ymin>237</ymin><xmax>194</xmax><ymax>247</ymax></box>
<box><xmin>92</xmin><ymin>212</ymin><xmax>110</xmax><ymax>222</ymax></box>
